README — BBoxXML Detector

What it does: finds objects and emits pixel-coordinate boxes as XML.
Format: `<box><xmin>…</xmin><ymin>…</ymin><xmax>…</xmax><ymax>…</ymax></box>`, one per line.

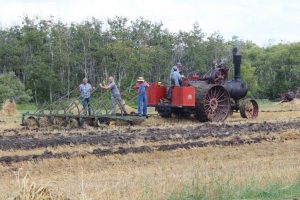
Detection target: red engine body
<box><xmin>171</xmin><ymin>86</ymin><xmax>196</xmax><ymax>107</ymax></box>
<box><xmin>147</xmin><ymin>83</ymin><xmax>167</xmax><ymax>106</ymax></box>
<box><xmin>147</xmin><ymin>83</ymin><xmax>195</xmax><ymax>107</ymax></box>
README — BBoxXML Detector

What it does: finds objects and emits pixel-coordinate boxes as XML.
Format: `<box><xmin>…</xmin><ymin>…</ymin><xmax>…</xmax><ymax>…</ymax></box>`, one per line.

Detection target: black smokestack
<box><xmin>232</xmin><ymin>47</ymin><xmax>241</xmax><ymax>81</ymax></box>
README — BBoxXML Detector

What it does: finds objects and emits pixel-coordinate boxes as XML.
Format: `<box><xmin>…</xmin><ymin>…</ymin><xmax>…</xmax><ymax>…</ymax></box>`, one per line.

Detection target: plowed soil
<box><xmin>1</xmin><ymin>110</ymin><xmax>300</xmax><ymax>200</ymax></box>
<box><xmin>0</xmin><ymin>117</ymin><xmax>299</xmax><ymax>164</ymax></box>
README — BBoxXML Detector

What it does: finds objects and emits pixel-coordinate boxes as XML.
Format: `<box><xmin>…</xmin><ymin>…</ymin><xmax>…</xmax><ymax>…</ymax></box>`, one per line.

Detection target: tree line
<box><xmin>0</xmin><ymin>16</ymin><xmax>300</xmax><ymax>103</ymax></box>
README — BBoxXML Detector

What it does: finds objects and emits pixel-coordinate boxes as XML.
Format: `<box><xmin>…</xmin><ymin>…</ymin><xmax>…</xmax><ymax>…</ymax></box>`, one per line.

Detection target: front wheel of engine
<box><xmin>240</xmin><ymin>99</ymin><xmax>259</xmax><ymax>119</ymax></box>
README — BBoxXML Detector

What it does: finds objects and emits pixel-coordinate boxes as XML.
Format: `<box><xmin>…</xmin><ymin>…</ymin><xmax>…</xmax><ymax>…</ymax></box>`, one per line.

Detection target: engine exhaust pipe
<box><xmin>232</xmin><ymin>47</ymin><xmax>241</xmax><ymax>81</ymax></box>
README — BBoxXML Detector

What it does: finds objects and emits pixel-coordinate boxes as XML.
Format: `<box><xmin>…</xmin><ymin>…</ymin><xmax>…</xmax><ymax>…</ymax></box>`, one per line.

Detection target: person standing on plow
<box><xmin>133</xmin><ymin>77</ymin><xmax>149</xmax><ymax>117</ymax></box>
<box><xmin>100</xmin><ymin>76</ymin><xmax>127</xmax><ymax>116</ymax></box>
<box><xmin>79</xmin><ymin>78</ymin><xmax>92</xmax><ymax>116</ymax></box>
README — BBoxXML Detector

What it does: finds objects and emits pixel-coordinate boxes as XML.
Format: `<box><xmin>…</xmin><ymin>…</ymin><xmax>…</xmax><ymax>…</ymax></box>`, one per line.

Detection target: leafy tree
<box><xmin>0</xmin><ymin>72</ymin><xmax>31</xmax><ymax>103</ymax></box>
<box><xmin>0</xmin><ymin>16</ymin><xmax>300</xmax><ymax>102</ymax></box>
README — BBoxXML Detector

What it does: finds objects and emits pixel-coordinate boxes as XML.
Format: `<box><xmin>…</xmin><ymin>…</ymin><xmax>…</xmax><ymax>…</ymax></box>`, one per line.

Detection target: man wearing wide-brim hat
<box><xmin>133</xmin><ymin>77</ymin><xmax>149</xmax><ymax>117</ymax></box>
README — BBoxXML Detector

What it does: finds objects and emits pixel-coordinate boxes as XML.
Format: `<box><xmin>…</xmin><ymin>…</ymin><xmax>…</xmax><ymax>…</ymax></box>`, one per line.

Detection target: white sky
<box><xmin>0</xmin><ymin>0</ymin><xmax>299</xmax><ymax>46</ymax></box>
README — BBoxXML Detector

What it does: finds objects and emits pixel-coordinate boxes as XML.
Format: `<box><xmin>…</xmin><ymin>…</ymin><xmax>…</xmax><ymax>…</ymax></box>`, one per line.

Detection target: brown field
<box><xmin>0</xmin><ymin>104</ymin><xmax>300</xmax><ymax>199</ymax></box>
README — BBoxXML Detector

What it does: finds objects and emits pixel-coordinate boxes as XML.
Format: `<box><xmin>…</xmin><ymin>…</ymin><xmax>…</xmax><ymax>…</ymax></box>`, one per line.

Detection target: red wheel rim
<box><xmin>244</xmin><ymin>100</ymin><xmax>259</xmax><ymax>119</ymax></box>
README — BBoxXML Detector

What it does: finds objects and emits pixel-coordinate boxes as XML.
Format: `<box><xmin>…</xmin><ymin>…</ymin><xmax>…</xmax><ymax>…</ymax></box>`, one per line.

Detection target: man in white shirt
<box><xmin>79</xmin><ymin>78</ymin><xmax>92</xmax><ymax>115</ymax></box>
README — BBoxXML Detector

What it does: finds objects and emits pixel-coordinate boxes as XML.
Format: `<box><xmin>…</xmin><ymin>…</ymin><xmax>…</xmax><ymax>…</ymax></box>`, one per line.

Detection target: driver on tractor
<box><xmin>167</xmin><ymin>64</ymin><xmax>182</xmax><ymax>100</ymax></box>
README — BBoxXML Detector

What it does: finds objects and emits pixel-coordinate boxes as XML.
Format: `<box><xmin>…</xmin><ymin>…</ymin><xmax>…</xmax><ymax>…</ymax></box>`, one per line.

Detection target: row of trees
<box><xmin>0</xmin><ymin>16</ymin><xmax>300</xmax><ymax>103</ymax></box>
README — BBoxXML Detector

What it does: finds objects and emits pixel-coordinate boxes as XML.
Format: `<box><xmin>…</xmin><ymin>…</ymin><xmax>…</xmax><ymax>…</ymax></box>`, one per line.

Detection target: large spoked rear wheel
<box><xmin>196</xmin><ymin>85</ymin><xmax>231</xmax><ymax>122</ymax></box>
<box><xmin>240</xmin><ymin>99</ymin><xmax>259</xmax><ymax>119</ymax></box>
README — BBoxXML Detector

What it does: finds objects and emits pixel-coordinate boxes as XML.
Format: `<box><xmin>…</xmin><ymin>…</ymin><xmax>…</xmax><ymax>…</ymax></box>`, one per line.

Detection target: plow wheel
<box><xmin>52</xmin><ymin>117</ymin><xmax>67</xmax><ymax>127</ymax></box>
<box><xmin>67</xmin><ymin>118</ymin><xmax>79</xmax><ymax>129</ymax></box>
<box><xmin>38</xmin><ymin>117</ymin><xmax>52</xmax><ymax>127</ymax></box>
<box><xmin>240</xmin><ymin>99</ymin><xmax>259</xmax><ymax>119</ymax></box>
<box><xmin>24</xmin><ymin>117</ymin><xmax>39</xmax><ymax>128</ymax></box>
<box><xmin>195</xmin><ymin>85</ymin><xmax>231</xmax><ymax>122</ymax></box>
<box><xmin>156</xmin><ymin>102</ymin><xmax>172</xmax><ymax>118</ymax></box>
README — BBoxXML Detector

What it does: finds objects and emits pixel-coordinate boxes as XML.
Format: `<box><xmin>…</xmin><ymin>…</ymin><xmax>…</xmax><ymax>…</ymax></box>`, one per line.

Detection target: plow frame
<box><xmin>22</xmin><ymin>88</ymin><xmax>146</xmax><ymax>128</ymax></box>
<box><xmin>22</xmin><ymin>112</ymin><xmax>145</xmax><ymax>127</ymax></box>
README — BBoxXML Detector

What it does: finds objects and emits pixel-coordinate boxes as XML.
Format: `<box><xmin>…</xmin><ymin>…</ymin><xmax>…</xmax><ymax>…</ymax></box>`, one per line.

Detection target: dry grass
<box><xmin>5</xmin><ymin>172</ymin><xmax>65</xmax><ymax>200</ymax></box>
<box><xmin>0</xmin><ymin>105</ymin><xmax>300</xmax><ymax>199</ymax></box>
<box><xmin>67</xmin><ymin>100</ymin><xmax>83</xmax><ymax>115</ymax></box>
<box><xmin>276</xmin><ymin>98</ymin><xmax>300</xmax><ymax>109</ymax></box>
<box><xmin>1</xmin><ymin>99</ymin><xmax>19</xmax><ymax>116</ymax></box>
<box><xmin>0</xmin><ymin>139</ymin><xmax>299</xmax><ymax>199</ymax></box>
<box><xmin>124</xmin><ymin>104</ymin><xmax>138</xmax><ymax>114</ymax></box>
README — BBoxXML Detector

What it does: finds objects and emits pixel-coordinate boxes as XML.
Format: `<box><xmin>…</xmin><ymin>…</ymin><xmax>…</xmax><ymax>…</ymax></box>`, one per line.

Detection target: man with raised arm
<box><xmin>99</xmin><ymin>76</ymin><xmax>127</xmax><ymax>115</ymax></box>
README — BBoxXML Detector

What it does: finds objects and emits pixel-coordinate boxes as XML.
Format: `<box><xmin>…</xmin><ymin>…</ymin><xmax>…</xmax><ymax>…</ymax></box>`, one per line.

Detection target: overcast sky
<box><xmin>0</xmin><ymin>0</ymin><xmax>299</xmax><ymax>46</ymax></box>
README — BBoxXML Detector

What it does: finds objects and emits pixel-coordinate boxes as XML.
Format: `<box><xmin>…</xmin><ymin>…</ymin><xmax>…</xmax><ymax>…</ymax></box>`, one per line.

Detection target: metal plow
<box><xmin>22</xmin><ymin>89</ymin><xmax>145</xmax><ymax>128</ymax></box>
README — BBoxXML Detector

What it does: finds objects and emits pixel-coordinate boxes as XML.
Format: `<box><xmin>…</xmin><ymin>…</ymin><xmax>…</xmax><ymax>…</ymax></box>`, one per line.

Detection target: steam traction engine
<box><xmin>147</xmin><ymin>48</ymin><xmax>259</xmax><ymax>122</ymax></box>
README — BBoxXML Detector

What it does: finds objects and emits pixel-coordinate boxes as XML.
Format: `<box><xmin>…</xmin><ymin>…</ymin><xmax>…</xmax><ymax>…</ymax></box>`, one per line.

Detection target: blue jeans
<box><xmin>82</xmin><ymin>97</ymin><xmax>91</xmax><ymax>115</ymax></box>
<box><xmin>138</xmin><ymin>94</ymin><xmax>147</xmax><ymax>116</ymax></box>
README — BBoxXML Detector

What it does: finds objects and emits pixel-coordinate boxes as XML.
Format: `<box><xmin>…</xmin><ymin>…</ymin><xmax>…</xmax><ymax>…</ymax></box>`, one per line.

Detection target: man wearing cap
<box><xmin>133</xmin><ymin>77</ymin><xmax>149</xmax><ymax>117</ymax></box>
<box><xmin>79</xmin><ymin>78</ymin><xmax>92</xmax><ymax>116</ymax></box>
<box><xmin>99</xmin><ymin>76</ymin><xmax>127</xmax><ymax>115</ymax></box>
<box><xmin>170</xmin><ymin>62</ymin><xmax>182</xmax><ymax>77</ymax></box>
<box><xmin>167</xmin><ymin>64</ymin><xmax>182</xmax><ymax>99</ymax></box>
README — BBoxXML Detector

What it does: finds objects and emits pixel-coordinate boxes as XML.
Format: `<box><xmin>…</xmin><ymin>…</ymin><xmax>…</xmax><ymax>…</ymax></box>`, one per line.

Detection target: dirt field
<box><xmin>0</xmin><ymin>104</ymin><xmax>300</xmax><ymax>199</ymax></box>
